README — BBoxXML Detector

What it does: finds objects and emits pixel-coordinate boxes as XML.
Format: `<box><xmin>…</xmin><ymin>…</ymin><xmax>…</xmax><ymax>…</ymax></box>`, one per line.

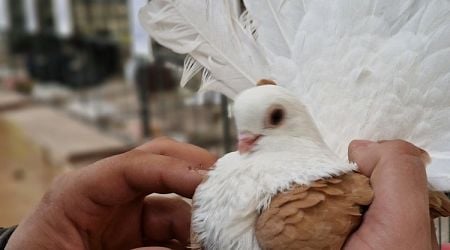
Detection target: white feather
<box><xmin>192</xmin><ymin>85</ymin><xmax>359</xmax><ymax>249</ymax></box>
<box><xmin>193</xmin><ymin>137</ymin><xmax>355</xmax><ymax>250</ymax></box>
<box><xmin>141</xmin><ymin>2</ymin><xmax>450</xmax><ymax>182</ymax></box>
<box><xmin>139</xmin><ymin>0</ymin><xmax>450</xmax><ymax>248</ymax></box>
<box><xmin>262</xmin><ymin>0</ymin><xmax>450</xmax><ymax>191</ymax></box>
<box><xmin>238</xmin><ymin>10</ymin><xmax>257</xmax><ymax>37</ymax></box>
<box><xmin>243</xmin><ymin>0</ymin><xmax>305</xmax><ymax>57</ymax></box>
<box><xmin>180</xmin><ymin>55</ymin><xmax>202</xmax><ymax>87</ymax></box>
<box><xmin>139</xmin><ymin>0</ymin><xmax>270</xmax><ymax>98</ymax></box>
<box><xmin>428</xmin><ymin>152</ymin><xmax>450</xmax><ymax>191</ymax></box>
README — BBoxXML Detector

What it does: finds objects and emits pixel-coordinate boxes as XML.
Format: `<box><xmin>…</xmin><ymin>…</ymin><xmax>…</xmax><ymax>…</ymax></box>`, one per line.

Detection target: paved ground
<box><xmin>0</xmin><ymin>119</ymin><xmax>63</xmax><ymax>226</ymax></box>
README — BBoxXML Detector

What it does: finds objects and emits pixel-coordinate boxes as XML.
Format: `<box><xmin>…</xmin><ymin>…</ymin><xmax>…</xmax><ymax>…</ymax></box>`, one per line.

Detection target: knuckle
<box><xmin>348</xmin><ymin>140</ymin><xmax>368</xmax><ymax>154</ymax></box>
<box><xmin>392</xmin><ymin>139</ymin><xmax>415</xmax><ymax>149</ymax></box>
<box><xmin>42</xmin><ymin>171</ymin><xmax>74</xmax><ymax>204</ymax></box>
<box><xmin>379</xmin><ymin>139</ymin><xmax>424</xmax><ymax>157</ymax></box>
<box><xmin>379</xmin><ymin>139</ymin><xmax>410</xmax><ymax>149</ymax></box>
<box><xmin>91</xmin><ymin>153</ymin><xmax>123</xmax><ymax>171</ymax></box>
<box><xmin>157</xmin><ymin>154</ymin><xmax>187</xmax><ymax>167</ymax></box>
<box><xmin>130</xmin><ymin>148</ymin><xmax>187</xmax><ymax>168</ymax></box>
<box><xmin>150</xmin><ymin>136</ymin><xmax>175</xmax><ymax>145</ymax></box>
<box><xmin>110</xmin><ymin>150</ymin><xmax>133</xmax><ymax>162</ymax></box>
<box><xmin>392</xmin><ymin>140</ymin><xmax>415</xmax><ymax>153</ymax></box>
<box><xmin>136</xmin><ymin>136</ymin><xmax>178</xmax><ymax>155</ymax></box>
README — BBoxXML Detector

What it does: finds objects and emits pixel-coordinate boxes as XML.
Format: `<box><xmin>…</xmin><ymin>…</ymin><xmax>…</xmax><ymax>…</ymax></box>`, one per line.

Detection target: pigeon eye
<box><xmin>266</xmin><ymin>106</ymin><xmax>285</xmax><ymax>128</ymax></box>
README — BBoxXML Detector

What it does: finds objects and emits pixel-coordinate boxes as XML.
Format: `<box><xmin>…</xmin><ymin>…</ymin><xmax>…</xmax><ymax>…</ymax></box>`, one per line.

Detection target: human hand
<box><xmin>345</xmin><ymin>140</ymin><xmax>437</xmax><ymax>250</ymax></box>
<box><xmin>6</xmin><ymin>137</ymin><xmax>216</xmax><ymax>250</ymax></box>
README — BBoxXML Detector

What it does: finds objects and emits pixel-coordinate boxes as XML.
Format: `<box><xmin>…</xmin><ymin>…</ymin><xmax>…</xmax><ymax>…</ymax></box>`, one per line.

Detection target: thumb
<box><xmin>348</xmin><ymin>140</ymin><xmax>379</xmax><ymax>177</ymax></box>
<box><xmin>348</xmin><ymin>139</ymin><xmax>430</xmax><ymax>177</ymax></box>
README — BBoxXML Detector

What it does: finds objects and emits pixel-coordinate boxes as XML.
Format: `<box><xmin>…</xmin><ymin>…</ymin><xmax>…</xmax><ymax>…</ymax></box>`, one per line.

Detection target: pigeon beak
<box><xmin>238</xmin><ymin>132</ymin><xmax>262</xmax><ymax>154</ymax></box>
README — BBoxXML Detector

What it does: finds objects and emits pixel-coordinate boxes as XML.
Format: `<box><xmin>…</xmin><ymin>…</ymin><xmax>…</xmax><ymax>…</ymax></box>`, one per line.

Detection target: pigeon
<box><xmin>192</xmin><ymin>82</ymin><xmax>376</xmax><ymax>249</ymax></box>
<box><xmin>139</xmin><ymin>0</ymin><xmax>450</xmax><ymax>249</ymax></box>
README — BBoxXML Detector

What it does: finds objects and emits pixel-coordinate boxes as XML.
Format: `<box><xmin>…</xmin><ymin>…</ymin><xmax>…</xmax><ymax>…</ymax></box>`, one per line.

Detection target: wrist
<box><xmin>5</xmin><ymin>203</ymin><xmax>83</xmax><ymax>249</ymax></box>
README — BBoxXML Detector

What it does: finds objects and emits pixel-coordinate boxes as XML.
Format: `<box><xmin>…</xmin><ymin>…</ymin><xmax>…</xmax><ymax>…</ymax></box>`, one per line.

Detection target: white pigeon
<box><xmin>139</xmin><ymin>0</ymin><xmax>450</xmax><ymax>249</ymax></box>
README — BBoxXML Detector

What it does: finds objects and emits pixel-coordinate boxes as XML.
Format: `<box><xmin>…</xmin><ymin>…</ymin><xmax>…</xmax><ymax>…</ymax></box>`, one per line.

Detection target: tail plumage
<box><xmin>140</xmin><ymin>0</ymin><xmax>450</xmax><ymax>191</ymax></box>
<box><xmin>247</xmin><ymin>0</ymin><xmax>450</xmax><ymax>191</ymax></box>
<box><xmin>139</xmin><ymin>0</ymin><xmax>269</xmax><ymax>98</ymax></box>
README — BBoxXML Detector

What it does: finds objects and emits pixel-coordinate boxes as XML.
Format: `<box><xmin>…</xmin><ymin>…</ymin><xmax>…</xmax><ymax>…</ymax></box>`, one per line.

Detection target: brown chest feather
<box><xmin>429</xmin><ymin>191</ymin><xmax>450</xmax><ymax>218</ymax></box>
<box><xmin>191</xmin><ymin>173</ymin><xmax>450</xmax><ymax>250</ymax></box>
<box><xmin>255</xmin><ymin>173</ymin><xmax>373</xmax><ymax>250</ymax></box>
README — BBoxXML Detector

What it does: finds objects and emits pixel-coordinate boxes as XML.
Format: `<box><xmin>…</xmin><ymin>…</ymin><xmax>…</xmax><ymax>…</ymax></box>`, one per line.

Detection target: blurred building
<box><xmin>0</xmin><ymin>0</ymin><xmax>234</xmax><ymax>226</ymax></box>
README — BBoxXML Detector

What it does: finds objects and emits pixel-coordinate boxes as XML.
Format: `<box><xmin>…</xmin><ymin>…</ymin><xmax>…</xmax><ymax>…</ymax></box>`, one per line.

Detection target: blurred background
<box><xmin>0</xmin><ymin>0</ymin><xmax>448</xmax><ymax>247</ymax></box>
<box><xmin>0</xmin><ymin>0</ymin><xmax>235</xmax><ymax>226</ymax></box>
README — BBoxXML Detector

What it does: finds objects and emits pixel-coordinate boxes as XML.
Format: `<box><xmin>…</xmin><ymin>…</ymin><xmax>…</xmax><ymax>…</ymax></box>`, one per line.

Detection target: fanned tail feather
<box><xmin>140</xmin><ymin>0</ymin><xmax>450</xmax><ymax>190</ymax></box>
<box><xmin>181</xmin><ymin>56</ymin><xmax>202</xmax><ymax>87</ymax></box>
<box><xmin>253</xmin><ymin>0</ymin><xmax>450</xmax><ymax>187</ymax></box>
<box><xmin>243</xmin><ymin>0</ymin><xmax>305</xmax><ymax>57</ymax></box>
<box><xmin>139</xmin><ymin>0</ymin><xmax>269</xmax><ymax>98</ymax></box>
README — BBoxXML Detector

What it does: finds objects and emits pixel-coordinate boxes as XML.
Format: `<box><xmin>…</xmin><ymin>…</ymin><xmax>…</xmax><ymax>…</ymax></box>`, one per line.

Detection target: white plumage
<box><xmin>140</xmin><ymin>0</ymin><xmax>450</xmax><ymax>191</ymax></box>
<box><xmin>140</xmin><ymin>0</ymin><xmax>450</xmax><ymax>248</ymax></box>
<box><xmin>263</xmin><ymin>0</ymin><xmax>450</xmax><ymax>190</ymax></box>
<box><xmin>139</xmin><ymin>0</ymin><xmax>269</xmax><ymax>98</ymax></box>
<box><xmin>193</xmin><ymin>85</ymin><xmax>358</xmax><ymax>249</ymax></box>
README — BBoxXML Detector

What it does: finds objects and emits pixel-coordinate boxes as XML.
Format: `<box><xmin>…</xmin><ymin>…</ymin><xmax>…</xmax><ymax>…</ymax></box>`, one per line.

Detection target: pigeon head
<box><xmin>233</xmin><ymin>83</ymin><xmax>321</xmax><ymax>154</ymax></box>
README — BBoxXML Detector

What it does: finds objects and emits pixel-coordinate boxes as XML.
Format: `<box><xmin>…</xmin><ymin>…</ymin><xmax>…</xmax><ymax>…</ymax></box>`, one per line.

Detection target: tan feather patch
<box><xmin>191</xmin><ymin>173</ymin><xmax>450</xmax><ymax>249</ymax></box>
<box><xmin>255</xmin><ymin>173</ymin><xmax>373</xmax><ymax>250</ymax></box>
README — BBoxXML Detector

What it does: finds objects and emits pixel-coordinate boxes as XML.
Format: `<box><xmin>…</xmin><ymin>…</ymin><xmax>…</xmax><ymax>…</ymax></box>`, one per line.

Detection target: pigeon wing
<box><xmin>255</xmin><ymin>173</ymin><xmax>373</xmax><ymax>249</ymax></box>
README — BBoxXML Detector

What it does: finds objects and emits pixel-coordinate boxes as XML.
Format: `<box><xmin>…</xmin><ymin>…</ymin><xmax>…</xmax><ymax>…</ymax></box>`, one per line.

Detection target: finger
<box><xmin>78</xmin><ymin>150</ymin><xmax>206</xmax><ymax>206</ymax></box>
<box><xmin>142</xmin><ymin>196</ymin><xmax>191</xmax><ymax>246</ymax></box>
<box><xmin>377</xmin><ymin>139</ymin><xmax>431</xmax><ymax>165</ymax></box>
<box><xmin>137</xmin><ymin>137</ymin><xmax>217</xmax><ymax>169</ymax></box>
<box><xmin>348</xmin><ymin>139</ymin><xmax>429</xmax><ymax>176</ymax></box>
<box><xmin>349</xmin><ymin>139</ymin><xmax>429</xmax><ymax>195</ymax></box>
<box><xmin>348</xmin><ymin>140</ymin><xmax>379</xmax><ymax>176</ymax></box>
<box><xmin>347</xmin><ymin>139</ymin><xmax>432</xmax><ymax>249</ymax></box>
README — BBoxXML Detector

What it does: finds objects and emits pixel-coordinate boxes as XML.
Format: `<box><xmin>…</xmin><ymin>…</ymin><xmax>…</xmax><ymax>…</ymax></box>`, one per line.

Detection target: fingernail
<box><xmin>191</xmin><ymin>169</ymin><xmax>209</xmax><ymax>176</ymax></box>
<box><xmin>197</xmin><ymin>169</ymin><xmax>209</xmax><ymax>176</ymax></box>
<box><xmin>351</xmin><ymin>140</ymin><xmax>374</xmax><ymax>149</ymax></box>
<box><xmin>419</xmin><ymin>150</ymin><xmax>431</xmax><ymax>165</ymax></box>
